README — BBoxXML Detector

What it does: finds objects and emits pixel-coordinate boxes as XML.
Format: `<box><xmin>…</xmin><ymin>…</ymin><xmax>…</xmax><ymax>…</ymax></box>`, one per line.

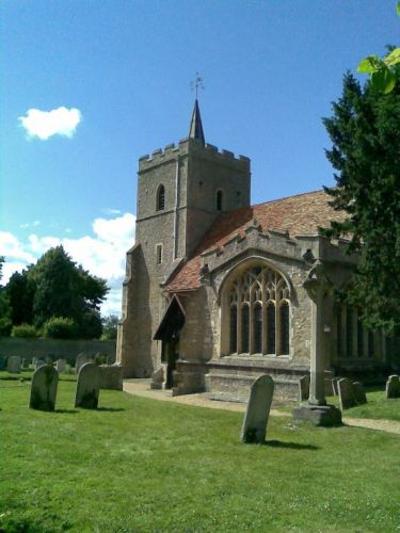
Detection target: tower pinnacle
<box><xmin>189</xmin><ymin>99</ymin><xmax>205</xmax><ymax>146</ymax></box>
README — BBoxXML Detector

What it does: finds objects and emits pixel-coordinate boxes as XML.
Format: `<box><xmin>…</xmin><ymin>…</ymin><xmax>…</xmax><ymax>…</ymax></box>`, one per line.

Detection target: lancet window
<box><xmin>156</xmin><ymin>184</ymin><xmax>165</xmax><ymax>211</ymax></box>
<box><xmin>227</xmin><ymin>264</ymin><xmax>290</xmax><ymax>356</ymax></box>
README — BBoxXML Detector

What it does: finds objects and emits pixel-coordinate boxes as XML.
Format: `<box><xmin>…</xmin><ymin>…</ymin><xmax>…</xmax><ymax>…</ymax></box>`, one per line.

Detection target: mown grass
<box><xmin>342</xmin><ymin>389</ymin><xmax>400</xmax><ymax>421</ymax></box>
<box><xmin>1</xmin><ymin>376</ymin><xmax>400</xmax><ymax>532</ymax></box>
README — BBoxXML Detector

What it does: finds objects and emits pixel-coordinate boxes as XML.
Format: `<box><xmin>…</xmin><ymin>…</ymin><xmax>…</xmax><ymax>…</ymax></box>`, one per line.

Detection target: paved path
<box><xmin>123</xmin><ymin>379</ymin><xmax>287</xmax><ymax>416</ymax></box>
<box><xmin>342</xmin><ymin>416</ymin><xmax>400</xmax><ymax>435</ymax></box>
<box><xmin>123</xmin><ymin>379</ymin><xmax>400</xmax><ymax>435</ymax></box>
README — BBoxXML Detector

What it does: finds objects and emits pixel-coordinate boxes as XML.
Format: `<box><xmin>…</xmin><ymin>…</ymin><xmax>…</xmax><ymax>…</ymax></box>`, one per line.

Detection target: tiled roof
<box><xmin>166</xmin><ymin>189</ymin><xmax>345</xmax><ymax>292</ymax></box>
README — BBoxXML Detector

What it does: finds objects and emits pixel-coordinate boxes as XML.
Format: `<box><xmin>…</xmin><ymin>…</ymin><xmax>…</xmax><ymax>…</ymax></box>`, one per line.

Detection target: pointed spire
<box><xmin>189</xmin><ymin>99</ymin><xmax>205</xmax><ymax>146</ymax></box>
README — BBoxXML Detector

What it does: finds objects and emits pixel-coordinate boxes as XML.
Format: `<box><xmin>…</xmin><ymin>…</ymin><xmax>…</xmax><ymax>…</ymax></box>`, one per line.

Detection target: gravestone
<box><xmin>353</xmin><ymin>381</ymin><xmax>367</xmax><ymax>405</ymax></box>
<box><xmin>7</xmin><ymin>355</ymin><xmax>21</xmax><ymax>373</ymax></box>
<box><xmin>21</xmin><ymin>358</ymin><xmax>29</xmax><ymax>369</ymax></box>
<box><xmin>337</xmin><ymin>378</ymin><xmax>357</xmax><ymax>410</ymax></box>
<box><xmin>55</xmin><ymin>359</ymin><xmax>66</xmax><ymax>373</ymax></box>
<box><xmin>150</xmin><ymin>367</ymin><xmax>164</xmax><ymax>390</ymax></box>
<box><xmin>0</xmin><ymin>355</ymin><xmax>6</xmax><ymax>370</ymax></box>
<box><xmin>386</xmin><ymin>375</ymin><xmax>400</xmax><ymax>399</ymax></box>
<box><xmin>331</xmin><ymin>378</ymin><xmax>340</xmax><ymax>397</ymax></box>
<box><xmin>29</xmin><ymin>364</ymin><xmax>59</xmax><ymax>411</ymax></box>
<box><xmin>298</xmin><ymin>375</ymin><xmax>309</xmax><ymax>401</ymax></box>
<box><xmin>75</xmin><ymin>353</ymin><xmax>92</xmax><ymax>374</ymax></box>
<box><xmin>241</xmin><ymin>374</ymin><xmax>274</xmax><ymax>444</ymax></box>
<box><xmin>75</xmin><ymin>363</ymin><xmax>101</xmax><ymax>409</ymax></box>
<box><xmin>35</xmin><ymin>359</ymin><xmax>45</xmax><ymax>370</ymax></box>
<box><xmin>99</xmin><ymin>364</ymin><xmax>123</xmax><ymax>390</ymax></box>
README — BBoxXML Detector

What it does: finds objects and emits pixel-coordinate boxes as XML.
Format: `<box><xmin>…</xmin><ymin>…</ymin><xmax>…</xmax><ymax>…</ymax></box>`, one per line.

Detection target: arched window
<box><xmin>216</xmin><ymin>190</ymin><xmax>223</xmax><ymax>211</ymax></box>
<box><xmin>279</xmin><ymin>301</ymin><xmax>289</xmax><ymax>355</ymax></box>
<box><xmin>226</xmin><ymin>263</ymin><xmax>290</xmax><ymax>356</ymax></box>
<box><xmin>229</xmin><ymin>305</ymin><xmax>237</xmax><ymax>353</ymax></box>
<box><xmin>253</xmin><ymin>303</ymin><xmax>263</xmax><ymax>353</ymax></box>
<box><xmin>156</xmin><ymin>185</ymin><xmax>165</xmax><ymax>211</ymax></box>
<box><xmin>241</xmin><ymin>305</ymin><xmax>250</xmax><ymax>353</ymax></box>
<box><xmin>266</xmin><ymin>302</ymin><xmax>275</xmax><ymax>354</ymax></box>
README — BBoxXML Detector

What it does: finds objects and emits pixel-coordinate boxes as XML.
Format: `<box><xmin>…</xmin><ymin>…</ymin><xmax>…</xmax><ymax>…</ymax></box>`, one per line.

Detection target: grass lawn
<box><xmin>341</xmin><ymin>389</ymin><xmax>400</xmax><ymax>422</ymax></box>
<box><xmin>1</xmin><ymin>376</ymin><xmax>400</xmax><ymax>532</ymax></box>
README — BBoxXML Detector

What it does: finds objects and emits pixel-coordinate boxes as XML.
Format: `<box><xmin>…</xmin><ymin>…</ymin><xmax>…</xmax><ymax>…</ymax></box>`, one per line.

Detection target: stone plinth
<box><xmin>293</xmin><ymin>404</ymin><xmax>342</xmax><ymax>427</ymax></box>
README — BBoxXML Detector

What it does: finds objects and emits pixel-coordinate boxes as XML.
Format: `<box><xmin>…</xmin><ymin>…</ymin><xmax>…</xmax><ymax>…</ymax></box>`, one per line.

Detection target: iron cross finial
<box><xmin>190</xmin><ymin>72</ymin><xmax>205</xmax><ymax>99</ymax></box>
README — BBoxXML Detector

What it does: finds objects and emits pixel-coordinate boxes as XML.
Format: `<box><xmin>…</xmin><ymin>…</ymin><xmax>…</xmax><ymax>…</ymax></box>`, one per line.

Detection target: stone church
<box><xmin>116</xmin><ymin>101</ymin><xmax>391</xmax><ymax>401</ymax></box>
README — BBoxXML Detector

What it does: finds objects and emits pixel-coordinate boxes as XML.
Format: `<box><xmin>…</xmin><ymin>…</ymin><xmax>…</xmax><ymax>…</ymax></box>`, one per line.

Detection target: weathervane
<box><xmin>190</xmin><ymin>72</ymin><xmax>205</xmax><ymax>99</ymax></box>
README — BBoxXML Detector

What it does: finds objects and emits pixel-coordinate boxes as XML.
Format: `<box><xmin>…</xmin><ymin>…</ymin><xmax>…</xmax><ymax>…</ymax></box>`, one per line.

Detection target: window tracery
<box><xmin>227</xmin><ymin>264</ymin><xmax>290</xmax><ymax>356</ymax></box>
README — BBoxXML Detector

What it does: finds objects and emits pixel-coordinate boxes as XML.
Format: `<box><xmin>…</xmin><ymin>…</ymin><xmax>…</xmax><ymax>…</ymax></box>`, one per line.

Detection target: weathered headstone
<box><xmin>150</xmin><ymin>366</ymin><xmax>164</xmax><ymax>390</ymax></box>
<box><xmin>353</xmin><ymin>381</ymin><xmax>367</xmax><ymax>405</ymax></box>
<box><xmin>337</xmin><ymin>378</ymin><xmax>357</xmax><ymax>410</ymax></box>
<box><xmin>55</xmin><ymin>359</ymin><xmax>66</xmax><ymax>373</ymax></box>
<box><xmin>0</xmin><ymin>355</ymin><xmax>6</xmax><ymax>370</ymax></box>
<box><xmin>75</xmin><ymin>363</ymin><xmax>101</xmax><ymax>409</ymax></box>
<box><xmin>386</xmin><ymin>375</ymin><xmax>400</xmax><ymax>399</ymax></box>
<box><xmin>29</xmin><ymin>364</ymin><xmax>59</xmax><ymax>411</ymax></box>
<box><xmin>298</xmin><ymin>375</ymin><xmax>309</xmax><ymax>401</ymax></box>
<box><xmin>35</xmin><ymin>359</ymin><xmax>46</xmax><ymax>370</ymax></box>
<box><xmin>7</xmin><ymin>355</ymin><xmax>21</xmax><ymax>373</ymax></box>
<box><xmin>99</xmin><ymin>364</ymin><xmax>123</xmax><ymax>390</ymax></box>
<box><xmin>241</xmin><ymin>374</ymin><xmax>274</xmax><ymax>444</ymax></box>
<box><xmin>331</xmin><ymin>378</ymin><xmax>340</xmax><ymax>397</ymax></box>
<box><xmin>75</xmin><ymin>353</ymin><xmax>92</xmax><ymax>374</ymax></box>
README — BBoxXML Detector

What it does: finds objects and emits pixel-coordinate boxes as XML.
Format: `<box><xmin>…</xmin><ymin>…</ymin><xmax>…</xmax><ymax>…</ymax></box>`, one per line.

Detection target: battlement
<box><xmin>138</xmin><ymin>137</ymin><xmax>250</xmax><ymax>171</ymax></box>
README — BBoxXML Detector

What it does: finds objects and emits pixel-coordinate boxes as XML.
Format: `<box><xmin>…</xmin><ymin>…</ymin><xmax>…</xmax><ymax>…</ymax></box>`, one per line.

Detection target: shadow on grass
<box><xmin>54</xmin><ymin>409</ymin><xmax>78</xmax><ymax>414</ymax></box>
<box><xmin>264</xmin><ymin>439</ymin><xmax>319</xmax><ymax>451</ymax></box>
<box><xmin>97</xmin><ymin>407</ymin><xmax>125</xmax><ymax>412</ymax></box>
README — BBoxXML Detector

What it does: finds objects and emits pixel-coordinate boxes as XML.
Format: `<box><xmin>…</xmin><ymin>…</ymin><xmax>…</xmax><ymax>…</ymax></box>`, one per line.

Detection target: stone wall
<box><xmin>0</xmin><ymin>338</ymin><xmax>116</xmax><ymax>365</ymax></box>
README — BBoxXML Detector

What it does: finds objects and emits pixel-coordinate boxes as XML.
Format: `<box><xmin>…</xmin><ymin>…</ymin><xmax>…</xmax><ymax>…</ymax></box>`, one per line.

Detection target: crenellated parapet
<box><xmin>138</xmin><ymin>138</ymin><xmax>250</xmax><ymax>173</ymax></box>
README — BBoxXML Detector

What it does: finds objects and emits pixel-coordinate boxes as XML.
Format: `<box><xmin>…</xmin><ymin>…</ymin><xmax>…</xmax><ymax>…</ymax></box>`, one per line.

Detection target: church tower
<box><xmin>117</xmin><ymin>100</ymin><xmax>251</xmax><ymax>377</ymax></box>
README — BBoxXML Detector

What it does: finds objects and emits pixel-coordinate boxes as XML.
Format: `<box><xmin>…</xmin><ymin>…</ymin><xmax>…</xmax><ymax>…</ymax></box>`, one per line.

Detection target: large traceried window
<box><xmin>227</xmin><ymin>264</ymin><xmax>290</xmax><ymax>356</ymax></box>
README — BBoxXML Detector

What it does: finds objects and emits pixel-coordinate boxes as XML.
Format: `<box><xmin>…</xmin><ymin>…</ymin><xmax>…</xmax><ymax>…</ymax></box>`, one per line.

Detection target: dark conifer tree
<box><xmin>323</xmin><ymin>73</ymin><xmax>400</xmax><ymax>333</ymax></box>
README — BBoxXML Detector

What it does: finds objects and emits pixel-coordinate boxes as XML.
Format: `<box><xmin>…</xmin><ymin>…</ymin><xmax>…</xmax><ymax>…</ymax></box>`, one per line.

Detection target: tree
<box><xmin>0</xmin><ymin>257</ymin><xmax>12</xmax><ymax>336</ymax></box>
<box><xmin>22</xmin><ymin>246</ymin><xmax>108</xmax><ymax>338</ymax></box>
<box><xmin>101</xmin><ymin>315</ymin><xmax>119</xmax><ymax>340</ymax></box>
<box><xmin>5</xmin><ymin>271</ymin><xmax>34</xmax><ymax>326</ymax></box>
<box><xmin>323</xmin><ymin>72</ymin><xmax>400</xmax><ymax>333</ymax></box>
<box><xmin>358</xmin><ymin>3</ymin><xmax>400</xmax><ymax>94</ymax></box>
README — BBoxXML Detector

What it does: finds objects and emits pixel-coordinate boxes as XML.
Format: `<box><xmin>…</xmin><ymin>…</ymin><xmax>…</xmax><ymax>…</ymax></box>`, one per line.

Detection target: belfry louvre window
<box><xmin>227</xmin><ymin>264</ymin><xmax>290</xmax><ymax>356</ymax></box>
<box><xmin>156</xmin><ymin>185</ymin><xmax>165</xmax><ymax>211</ymax></box>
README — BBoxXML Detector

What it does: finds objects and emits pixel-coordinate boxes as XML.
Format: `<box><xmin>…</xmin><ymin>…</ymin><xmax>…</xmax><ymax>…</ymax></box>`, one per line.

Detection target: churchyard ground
<box><xmin>1</xmin><ymin>372</ymin><xmax>400</xmax><ymax>532</ymax></box>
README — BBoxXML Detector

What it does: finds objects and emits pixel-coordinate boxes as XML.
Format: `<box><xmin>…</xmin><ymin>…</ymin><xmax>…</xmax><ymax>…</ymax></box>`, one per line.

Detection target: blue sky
<box><xmin>1</xmin><ymin>0</ymin><xmax>399</xmax><ymax>314</ymax></box>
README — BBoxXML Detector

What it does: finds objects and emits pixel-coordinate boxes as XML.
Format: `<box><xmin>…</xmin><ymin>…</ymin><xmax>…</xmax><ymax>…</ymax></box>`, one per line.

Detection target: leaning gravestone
<box><xmin>386</xmin><ymin>375</ymin><xmax>400</xmax><ymax>399</ymax></box>
<box><xmin>337</xmin><ymin>378</ymin><xmax>357</xmax><ymax>410</ymax></box>
<box><xmin>55</xmin><ymin>359</ymin><xmax>66</xmax><ymax>373</ymax></box>
<box><xmin>75</xmin><ymin>353</ymin><xmax>92</xmax><ymax>375</ymax></box>
<box><xmin>298</xmin><ymin>375</ymin><xmax>310</xmax><ymax>401</ymax></box>
<box><xmin>353</xmin><ymin>381</ymin><xmax>367</xmax><ymax>405</ymax></box>
<box><xmin>75</xmin><ymin>363</ymin><xmax>101</xmax><ymax>409</ymax></box>
<box><xmin>7</xmin><ymin>355</ymin><xmax>21</xmax><ymax>373</ymax></box>
<box><xmin>29</xmin><ymin>364</ymin><xmax>59</xmax><ymax>411</ymax></box>
<box><xmin>241</xmin><ymin>374</ymin><xmax>274</xmax><ymax>444</ymax></box>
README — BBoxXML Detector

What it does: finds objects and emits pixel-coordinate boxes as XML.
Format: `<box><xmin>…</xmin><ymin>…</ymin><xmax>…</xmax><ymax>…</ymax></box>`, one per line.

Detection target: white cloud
<box><xmin>1</xmin><ymin>213</ymin><xmax>136</xmax><ymax>316</ymax></box>
<box><xmin>19</xmin><ymin>106</ymin><xmax>82</xmax><ymax>140</ymax></box>
<box><xmin>102</xmin><ymin>208</ymin><xmax>122</xmax><ymax>216</ymax></box>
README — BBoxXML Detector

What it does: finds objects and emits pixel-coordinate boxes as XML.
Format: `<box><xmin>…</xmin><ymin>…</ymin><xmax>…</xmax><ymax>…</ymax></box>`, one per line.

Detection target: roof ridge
<box><xmin>250</xmin><ymin>188</ymin><xmax>325</xmax><ymax>209</ymax></box>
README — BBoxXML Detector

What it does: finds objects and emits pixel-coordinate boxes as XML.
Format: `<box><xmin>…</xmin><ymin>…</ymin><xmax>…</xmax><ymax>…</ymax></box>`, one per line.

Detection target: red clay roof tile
<box><xmin>166</xmin><ymin>190</ymin><xmax>344</xmax><ymax>292</ymax></box>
